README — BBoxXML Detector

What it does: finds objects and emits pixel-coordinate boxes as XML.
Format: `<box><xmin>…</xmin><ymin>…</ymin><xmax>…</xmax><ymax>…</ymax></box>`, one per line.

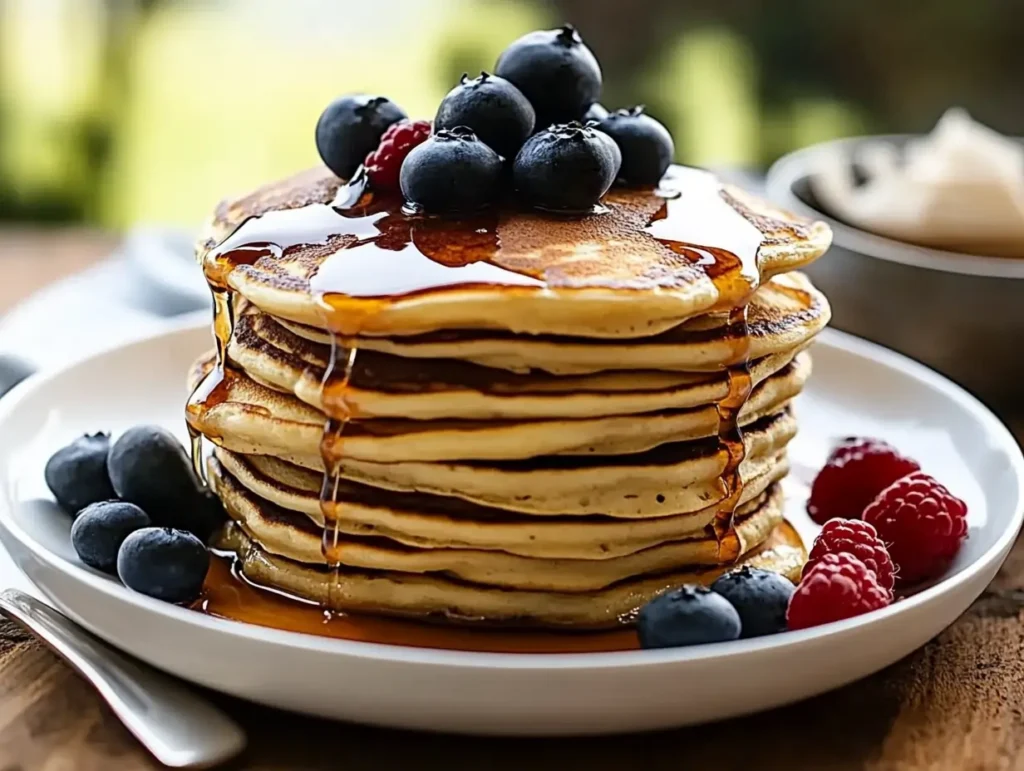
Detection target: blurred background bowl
<box><xmin>766</xmin><ymin>135</ymin><xmax>1024</xmax><ymax>418</ymax></box>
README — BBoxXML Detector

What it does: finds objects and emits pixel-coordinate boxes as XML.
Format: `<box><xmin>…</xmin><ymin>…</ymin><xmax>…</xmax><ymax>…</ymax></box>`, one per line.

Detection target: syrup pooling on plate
<box><xmin>197</xmin><ymin>553</ymin><xmax>639</xmax><ymax>653</ymax></box>
<box><xmin>194</xmin><ymin>517</ymin><xmax>805</xmax><ymax>649</ymax></box>
<box><xmin>646</xmin><ymin>166</ymin><xmax>764</xmax><ymax>547</ymax></box>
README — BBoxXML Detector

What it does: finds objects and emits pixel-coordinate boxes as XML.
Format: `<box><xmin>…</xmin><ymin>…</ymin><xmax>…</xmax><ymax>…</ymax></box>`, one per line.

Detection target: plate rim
<box><xmin>0</xmin><ymin>319</ymin><xmax>1020</xmax><ymax>671</ymax></box>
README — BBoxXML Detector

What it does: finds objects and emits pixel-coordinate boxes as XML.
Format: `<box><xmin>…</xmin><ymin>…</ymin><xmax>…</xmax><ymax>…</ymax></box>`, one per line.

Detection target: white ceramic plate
<box><xmin>0</xmin><ymin>321</ymin><xmax>1020</xmax><ymax>735</ymax></box>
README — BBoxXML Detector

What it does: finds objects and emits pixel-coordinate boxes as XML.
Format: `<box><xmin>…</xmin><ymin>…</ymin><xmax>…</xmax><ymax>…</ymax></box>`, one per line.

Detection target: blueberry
<box><xmin>117</xmin><ymin>527</ymin><xmax>209</xmax><ymax>604</ymax></box>
<box><xmin>512</xmin><ymin>122</ymin><xmax>620</xmax><ymax>212</ymax></box>
<box><xmin>435</xmin><ymin>72</ymin><xmax>535</xmax><ymax>160</ymax></box>
<box><xmin>495</xmin><ymin>24</ymin><xmax>602</xmax><ymax>129</ymax></box>
<box><xmin>597</xmin><ymin>106</ymin><xmax>674</xmax><ymax>186</ymax></box>
<box><xmin>44</xmin><ymin>433</ymin><xmax>116</xmax><ymax>514</ymax></box>
<box><xmin>316</xmin><ymin>94</ymin><xmax>407</xmax><ymax>179</ymax></box>
<box><xmin>185</xmin><ymin>488</ymin><xmax>228</xmax><ymax>545</ymax></box>
<box><xmin>637</xmin><ymin>585</ymin><xmax>741</xmax><ymax>648</ymax></box>
<box><xmin>583</xmin><ymin>103</ymin><xmax>609</xmax><ymax>122</ymax></box>
<box><xmin>400</xmin><ymin>127</ymin><xmax>503</xmax><ymax>213</ymax></box>
<box><xmin>710</xmin><ymin>566</ymin><xmax>795</xmax><ymax>638</ymax></box>
<box><xmin>107</xmin><ymin>426</ymin><xmax>203</xmax><ymax>531</ymax></box>
<box><xmin>71</xmin><ymin>501</ymin><xmax>150</xmax><ymax>575</ymax></box>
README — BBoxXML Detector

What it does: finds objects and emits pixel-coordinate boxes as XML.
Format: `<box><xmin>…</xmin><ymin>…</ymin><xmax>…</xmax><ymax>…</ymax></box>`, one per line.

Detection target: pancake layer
<box><xmin>198</xmin><ymin>165</ymin><xmax>832</xmax><ymax>339</ymax></box>
<box><xmin>228</xmin><ymin>301</ymin><xmax>810</xmax><ymax>419</ymax></box>
<box><xmin>213</xmin><ymin>447</ymin><xmax>787</xmax><ymax>559</ymax></box>
<box><xmin>213</xmin><ymin>516</ymin><xmax>805</xmax><ymax>628</ymax></box>
<box><xmin>212</xmin><ymin>459</ymin><xmax>784</xmax><ymax>593</ymax></box>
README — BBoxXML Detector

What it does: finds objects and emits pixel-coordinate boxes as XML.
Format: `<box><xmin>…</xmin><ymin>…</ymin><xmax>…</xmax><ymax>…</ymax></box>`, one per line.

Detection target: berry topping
<box><xmin>189</xmin><ymin>487</ymin><xmax>230</xmax><ymax>545</ymax></box>
<box><xmin>364</xmin><ymin>119</ymin><xmax>431</xmax><ymax>192</ymax></box>
<box><xmin>863</xmin><ymin>471</ymin><xmax>968</xmax><ymax>585</ymax></box>
<box><xmin>637</xmin><ymin>585</ymin><xmax>741</xmax><ymax>648</ymax></box>
<box><xmin>316</xmin><ymin>94</ymin><xmax>407</xmax><ymax>179</ymax></box>
<box><xmin>512</xmin><ymin>122</ymin><xmax>620</xmax><ymax>212</ymax></box>
<box><xmin>107</xmin><ymin>425</ymin><xmax>210</xmax><ymax>535</ymax></box>
<box><xmin>44</xmin><ymin>433</ymin><xmax>116</xmax><ymax>514</ymax></box>
<box><xmin>805</xmin><ymin>518</ymin><xmax>895</xmax><ymax>595</ymax></box>
<box><xmin>807</xmin><ymin>437</ymin><xmax>920</xmax><ymax>524</ymax></box>
<box><xmin>495</xmin><ymin>24</ymin><xmax>602</xmax><ymax>129</ymax></box>
<box><xmin>786</xmin><ymin>553</ymin><xmax>891</xmax><ymax>631</ymax></box>
<box><xmin>710</xmin><ymin>566</ymin><xmax>794</xmax><ymax>638</ymax></box>
<box><xmin>434</xmin><ymin>73</ymin><xmax>535</xmax><ymax>159</ymax></box>
<box><xmin>597</xmin><ymin>106</ymin><xmax>675</xmax><ymax>186</ymax></box>
<box><xmin>117</xmin><ymin>527</ymin><xmax>209</xmax><ymax>604</ymax></box>
<box><xmin>71</xmin><ymin>500</ymin><xmax>150</xmax><ymax>575</ymax></box>
<box><xmin>400</xmin><ymin>127</ymin><xmax>504</xmax><ymax>213</ymax></box>
<box><xmin>583</xmin><ymin>102</ymin><xmax>609</xmax><ymax>122</ymax></box>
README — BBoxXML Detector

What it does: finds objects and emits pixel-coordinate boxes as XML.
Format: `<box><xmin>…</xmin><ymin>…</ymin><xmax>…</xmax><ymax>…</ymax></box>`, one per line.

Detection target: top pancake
<box><xmin>198</xmin><ymin>165</ymin><xmax>832</xmax><ymax>339</ymax></box>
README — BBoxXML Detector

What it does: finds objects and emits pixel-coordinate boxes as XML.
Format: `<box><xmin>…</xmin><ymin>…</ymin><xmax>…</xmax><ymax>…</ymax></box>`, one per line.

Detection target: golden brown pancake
<box><xmin>188</xmin><ymin>345</ymin><xmax>808</xmax><ymax>462</ymax></box>
<box><xmin>187</xmin><ymin>356</ymin><xmax>796</xmax><ymax>517</ymax></box>
<box><xmin>197</xmin><ymin>165</ymin><xmax>832</xmax><ymax>339</ymax></box>
<box><xmin>211</xmin><ymin>460</ymin><xmax>784</xmax><ymax>592</ymax></box>
<box><xmin>227</xmin><ymin>301</ymin><xmax>809</xmax><ymax>420</ymax></box>
<box><xmin>214</xmin><ymin>517</ymin><xmax>806</xmax><ymax>628</ymax></box>
<box><xmin>212</xmin><ymin>448</ymin><xmax>788</xmax><ymax>559</ymax></box>
<box><xmin>272</xmin><ymin>271</ymin><xmax>830</xmax><ymax>375</ymax></box>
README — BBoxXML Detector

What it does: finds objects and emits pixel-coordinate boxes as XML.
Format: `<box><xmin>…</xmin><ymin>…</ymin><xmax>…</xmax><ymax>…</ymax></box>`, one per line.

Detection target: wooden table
<box><xmin>2</xmin><ymin>231</ymin><xmax>1023</xmax><ymax>770</ymax></box>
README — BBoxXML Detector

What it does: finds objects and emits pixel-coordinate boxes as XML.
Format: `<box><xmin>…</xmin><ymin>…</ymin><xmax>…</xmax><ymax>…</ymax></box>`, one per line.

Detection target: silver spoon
<box><xmin>0</xmin><ymin>589</ymin><xmax>246</xmax><ymax>768</ymax></box>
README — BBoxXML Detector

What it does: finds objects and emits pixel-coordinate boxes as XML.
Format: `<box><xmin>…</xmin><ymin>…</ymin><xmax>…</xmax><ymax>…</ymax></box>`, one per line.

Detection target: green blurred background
<box><xmin>1</xmin><ymin>0</ymin><xmax>1022</xmax><ymax>229</ymax></box>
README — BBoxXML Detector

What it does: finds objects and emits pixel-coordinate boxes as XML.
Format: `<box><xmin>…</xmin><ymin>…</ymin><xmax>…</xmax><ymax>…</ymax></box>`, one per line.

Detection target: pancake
<box><xmin>214</xmin><ymin>517</ymin><xmax>806</xmax><ymax>628</ymax></box>
<box><xmin>188</xmin><ymin>348</ymin><xmax>808</xmax><ymax>463</ymax></box>
<box><xmin>213</xmin><ymin>448</ymin><xmax>789</xmax><ymax>559</ymax></box>
<box><xmin>227</xmin><ymin>301</ymin><xmax>808</xmax><ymax>420</ymax></box>
<box><xmin>331</xmin><ymin>420</ymin><xmax>793</xmax><ymax>517</ymax></box>
<box><xmin>273</xmin><ymin>271</ymin><xmax>830</xmax><ymax>375</ymax></box>
<box><xmin>193</xmin><ymin>383</ymin><xmax>794</xmax><ymax>515</ymax></box>
<box><xmin>211</xmin><ymin>460</ymin><xmax>784</xmax><ymax>593</ymax></box>
<box><xmin>198</xmin><ymin>165</ymin><xmax>832</xmax><ymax>340</ymax></box>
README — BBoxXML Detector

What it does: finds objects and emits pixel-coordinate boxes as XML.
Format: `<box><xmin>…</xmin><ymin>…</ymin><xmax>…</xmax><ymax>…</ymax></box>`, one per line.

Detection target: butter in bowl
<box><xmin>766</xmin><ymin>109</ymin><xmax>1024</xmax><ymax>417</ymax></box>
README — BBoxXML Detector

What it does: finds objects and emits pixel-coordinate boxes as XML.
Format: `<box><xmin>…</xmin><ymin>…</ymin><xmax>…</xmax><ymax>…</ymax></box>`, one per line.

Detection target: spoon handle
<box><xmin>0</xmin><ymin>589</ymin><xmax>246</xmax><ymax>768</ymax></box>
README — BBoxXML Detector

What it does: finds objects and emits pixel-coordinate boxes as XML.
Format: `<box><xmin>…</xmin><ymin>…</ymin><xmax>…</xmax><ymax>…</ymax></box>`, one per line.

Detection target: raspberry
<box><xmin>807</xmin><ymin>437</ymin><xmax>920</xmax><ymax>524</ymax></box>
<box><xmin>805</xmin><ymin>518</ymin><xmax>895</xmax><ymax>595</ymax></box>
<box><xmin>786</xmin><ymin>553</ymin><xmax>891</xmax><ymax>630</ymax></box>
<box><xmin>863</xmin><ymin>471</ymin><xmax>968</xmax><ymax>585</ymax></box>
<box><xmin>364</xmin><ymin>119</ymin><xmax>431</xmax><ymax>191</ymax></box>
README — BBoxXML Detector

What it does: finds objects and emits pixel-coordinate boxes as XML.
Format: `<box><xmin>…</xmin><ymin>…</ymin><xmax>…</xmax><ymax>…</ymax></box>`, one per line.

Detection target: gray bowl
<box><xmin>766</xmin><ymin>135</ymin><xmax>1024</xmax><ymax>417</ymax></box>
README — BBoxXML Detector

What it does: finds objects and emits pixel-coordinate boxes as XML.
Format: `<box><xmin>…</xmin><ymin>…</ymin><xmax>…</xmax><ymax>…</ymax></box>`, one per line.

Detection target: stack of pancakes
<box><xmin>187</xmin><ymin>165</ymin><xmax>832</xmax><ymax>629</ymax></box>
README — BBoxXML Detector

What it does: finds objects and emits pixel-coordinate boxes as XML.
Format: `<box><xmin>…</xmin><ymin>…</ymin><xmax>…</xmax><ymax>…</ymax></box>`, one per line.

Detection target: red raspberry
<box><xmin>364</xmin><ymin>120</ymin><xmax>432</xmax><ymax>191</ymax></box>
<box><xmin>807</xmin><ymin>437</ymin><xmax>920</xmax><ymax>524</ymax></box>
<box><xmin>863</xmin><ymin>471</ymin><xmax>968</xmax><ymax>585</ymax></box>
<box><xmin>786</xmin><ymin>553</ymin><xmax>891</xmax><ymax>630</ymax></box>
<box><xmin>805</xmin><ymin>518</ymin><xmax>895</xmax><ymax>595</ymax></box>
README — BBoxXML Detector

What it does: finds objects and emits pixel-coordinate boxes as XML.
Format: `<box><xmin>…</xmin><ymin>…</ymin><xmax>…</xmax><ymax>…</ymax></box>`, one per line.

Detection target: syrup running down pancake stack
<box><xmin>186</xmin><ymin>163</ymin><xmax>832</xmax><ymax>629</ymax></box>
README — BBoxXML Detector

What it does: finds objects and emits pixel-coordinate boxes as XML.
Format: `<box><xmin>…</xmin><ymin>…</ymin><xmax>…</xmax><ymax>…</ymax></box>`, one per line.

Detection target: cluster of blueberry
<box><xmin>315</xmin><ymin>25</ymin><xmax>675</xmax><ymax>214</ymax></box>
<box><xmin>44</xmin><ymin>427</ymin><xmax>224</xmax><ymax>604</ymax></box>
<box><xmin>638</xmin><ymin>567</ymin><xmax>795</xmax><ymax>649</ymax></box>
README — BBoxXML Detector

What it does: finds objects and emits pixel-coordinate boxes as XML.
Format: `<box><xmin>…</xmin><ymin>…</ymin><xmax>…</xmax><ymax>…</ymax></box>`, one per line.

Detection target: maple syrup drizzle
<box><xmin>320</xmin><ymin>345</ymin><xmax>357</xmax><ymax>612</ymax></box>
<box><xmin>189</xmin><ymin>164</ymin><xmax>767</xmax><ymax>638</ymax></box>
<box><xmin>646</xmin><ymin>167</ymin><xmax>764</xmax><ymax>548</ymax></box>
